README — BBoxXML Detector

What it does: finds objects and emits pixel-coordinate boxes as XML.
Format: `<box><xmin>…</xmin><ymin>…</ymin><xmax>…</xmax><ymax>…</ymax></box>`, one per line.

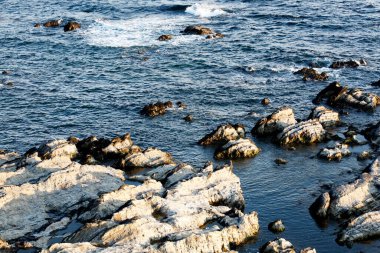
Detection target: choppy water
<box><xmin>1</xmin><ymin>0</ymin><xmax>380</xmax><ymax>252</ymax></box>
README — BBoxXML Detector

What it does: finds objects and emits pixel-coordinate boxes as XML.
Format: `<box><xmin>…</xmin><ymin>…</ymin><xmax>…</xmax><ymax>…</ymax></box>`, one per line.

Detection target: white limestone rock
<box><xmin>318</xmin><ymin>143</ymin><xmax>351</xmax><ymax>161</ymax></box>
<box><xmin>260</xmin><ymin>238</ymin><xmax>296</xmax><ymax>253</ymax></box>
<box><xmin>214</xmin><ymin>138</ymin><xmax>260</xmax><ymax>160</ymax></box>
<box><xmin>308</xmin><ymin>106</ymin><xmax>339</xmax><ymax>127</ymax></box>
<box><xmin>198</xmin><ymin>123</ymin><xmax>245</xmax><ymax>145</ymax></box>
<box><xmin>339</xmin><ymin>211</ymin><xmax>380</xmax><ymax>243</ymax></box>
<box><xmin>119</xmin><ymin>147</ymin><xmax>174</xmax><ymax>169</ymax></box>
<box><xmin>277</xmin><ymin>120</ymin><xmax>325</xmax><ymax>145</ymax></box>
<box><xmin>252</xmin><ymin>107</ymin><xmax>297</xmax><ymax>136</ymax></box>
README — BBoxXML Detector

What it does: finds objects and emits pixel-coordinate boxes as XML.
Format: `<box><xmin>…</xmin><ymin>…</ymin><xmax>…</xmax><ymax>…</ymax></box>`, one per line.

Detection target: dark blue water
<box><xmin>1</xmin><ymin>1</ymin><xmax>380</xmax><ymax>252</ymax></box>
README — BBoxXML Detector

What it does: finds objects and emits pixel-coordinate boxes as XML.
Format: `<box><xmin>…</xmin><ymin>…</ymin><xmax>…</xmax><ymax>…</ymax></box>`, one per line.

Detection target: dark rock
<box><xmin>357</xmin><ymin>151</ymin><xmax>371</xmax><ymax>161</ymax></box>
<box><xmin>309</xmin><ymin>192</ymin><xmax>330</xmax><ymax>219</ymax></box>
<box><xmin>330</xmin><ymin>59</ymin><xmax>367</xmax><ymax>69</ymax></box>
<box><xmin>182</xmin><ymin>25</ymin><xmax>214</xmax><ymax>35</ymax></box>
<box><xmin>43</xmin><ymin>20</ymin><xmax>61</xmax><ymax>27</ymax></box>
<box><xmin>294</xmin><ymin>67</ymin><xmax>328</xmax><ymax>81</ymax></box>
<box><xmin>275</xmin><ymin>158</ymin><xmax>288</xmax><ymax>165</ymax></box>
<box><xmin>140</xmin><ymin>101</ymin><xmax>173</xmax><ymax>117</ymax></box>
<box><xmin>67</xmin><ymin>136</ymin><xmax>80</xmax><ymax>145</ymax></box>
<box><xmin>64</xmin><ymin>21</ymin><xmax>81</xmax><ymax>32</ymax></box>
<box><xmin>370</xmin><ymin>79</ymin><xmax>380</xmax><ymax>87</ymax></box>
<box><xmin>206</xmin><ymin>33</ymin><xmax>224</xmax><ymax>39</ymax></box>
<box><xmin>183</xmin><ymin>115</ymin><xmax>193</xmax><ymax>122</ymax></box>
<box><xmin>261</xmin><ymin>98</ymin><xmax>270</xmax><ymax>106</ymax></box>
<box><xmin>158</xmin><ymin>34</ymin><xmax>173</xmax><ymax>41</ymax></box>
<box><xmin>268</xmin><ymin>219</ymin><xmax>285</xmax><ymax>233</ymax></box>
<box><xmin>34</xmin><ymin>23</ymin><xmax>41</xmax><ymax>28</ymax></box>
<box><xmin>2</xmin><ymin>70</ymin><xmax>11</xmax><ymax>75</ymax></box>
<box><xmin>176</xmin><ymin>101</ymin><xmax>187</xmax><ymax>109</ymax></box>
<box><xmin>5</xmin><ymin>82</ymin><xmax>13</xmax><ymax>86</ymax></box>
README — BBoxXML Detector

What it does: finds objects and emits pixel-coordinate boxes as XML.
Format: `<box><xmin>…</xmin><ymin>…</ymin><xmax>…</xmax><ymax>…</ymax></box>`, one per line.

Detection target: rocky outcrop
<box><xmin>41</xmin><ymin>163</ymin><xmax>259</xmax><ymax>253</ymax></box>
<box><xmin>308</xmin><ymin>106</ymin><xmax>339</xmax><ymax>127</ymax></box>
<box><xmin>158</xmin><ymin>34</ymin><xmax>173</xmax><ymax>41</ymax></box>
<box><xmin>294</xmin><ymin>68</ymin><xmax>328</xmax><ymax>81</ymax></box>
<box><xmin>43</xmin><ymin>20</ymin><xmax>61</xmax><ymax>27</ymax></box>
<box><xmin>329</xmin><ymin>59</ymin><xmax>367</xmax><ymax>69</ymax></box>
<box><xmin>252</xmin><ymin>107</ymin><xmax>297</xmax><ymax>136</ymax></box>
<box><xmin>313</xmin><ymin>82</ymin><xmax>379</xmax><ymax>110</ymax></box>
<box><xmin>260</xmin><ymin>238</ymin><xmax>295</xmax><ymax>253</ymax></box>
<box><xmin>182</xmin><ymin>25</ymin><xmax>214</xmax><ymax>35</ymax></box>
<box><xmin>214</xmin><ymin>138</ymin><xmax>260</xmax><ymax>160</ymax></box>
<box><xmin>198</xmin><ymin>123</ymin><xmax>245</xmax><ymax>145</ymax></box>
<box><xmin>117</xmin><ymin>147</ymin><xmax>174</xmax><ymax>169</ymax></box>
<box><xmin>140</xmin><ymin>101</ymin><xmax>173</xmax><ymax>117</ymax></box>
<box><xmin>64</xmin><ymin>21</ymin><xmax>81</xmax><ymax>32</ymax></box>
<box><xmin>338</xmin><ymin>211</ymin><xmax>380</xmax><ymax>243</ymax></box>
<box><xmin>101</xmin><ymin>133</ymin><xmax>135</xmax><ymax>157</ymax></box>
<box><xmin>318</xmin><ymin>143</ymin><xmax>350</xmax><ymax>161</ymax></box>
<box><xmin>310</xmin><ymin>158</ymin><xmax>380</xmax><ymax>243</ymax></box>
<box><xmin>370</xmin><ymin>79</ymin><xmax>380</xmax><ymax>87</ymax></box>
<box><xmin>277</xmin><ymin>120</ymin><xmax>325</xmax><ymax>145</ymax></box>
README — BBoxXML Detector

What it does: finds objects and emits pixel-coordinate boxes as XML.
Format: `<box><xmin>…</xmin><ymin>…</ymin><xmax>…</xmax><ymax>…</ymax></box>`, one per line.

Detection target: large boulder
<box><xmin>277</xmin><ymin>120</ymin><xmax>325</xmax><ymax>145</ymax></box>
<box><xmin>260</xmin><ymin>238</ymin><xmax>295</xmax><ymax>253</ymax></box>
<box><xmin>313</xmin><ymin>82</ymin><xmax>379</xmax><ymax>111</ymax></box>
<box><xmin>198</xmin><ymin>123</ymin><xmax>245</xmax><ymax>145</ymax></box>
<box><xmin>308</xmin><ymin>106</ymin><xmax>339</xmax><ymax>127</ymax></box>
<box><xmin>214</xmin><ymin>138</ymin><xmax>260</xmax><ymax>160</ymax></box>
<box><xmin>252</xmin><ymin>107</ymin><xmax>297</xmax><ymax>136</ymax></box>
<box><xmin>117</xmin><ymin>147</ymin><xmax>174</xmax><ymax>169</ymax></box>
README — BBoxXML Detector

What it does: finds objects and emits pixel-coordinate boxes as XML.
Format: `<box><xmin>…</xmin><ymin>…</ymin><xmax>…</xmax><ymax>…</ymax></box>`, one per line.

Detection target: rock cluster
<box><xmin>294</xmin><ymin>67</ymin><xmax>328</xmax><ymax>81</ymax></box>
<box><xmin>0</xmin><ymin>137</ymin><xmax>259</xmax><ymax>252</ymax></box>
<box><xmin>313</xmin><ymin>82</ymin><xmax>379</xmax><ymax>110</ymax></box>
<box><xmin>310</xmin><ymin>158</ymin><xmax>380</xmax><ymax>244</ymax></box>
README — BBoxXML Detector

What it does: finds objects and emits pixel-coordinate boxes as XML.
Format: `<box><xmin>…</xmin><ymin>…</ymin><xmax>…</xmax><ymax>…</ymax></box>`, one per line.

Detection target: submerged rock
<box><xmin>277</xmin><ymin>120</ymin><xmax>325</xmax><ymax>145</ymax></box>
<box><xmin>140</xmin><ymin>101</ymin><xmax>173</xmax><ymax>117</ymax></box>
<box><xmin>198</xmin><ymin>123</ymin><xmax>245</xmax><ymax>145</ymax></box>
<box><xmin>183</xmin><ymin>114</ymin><xmax>193</xmax><ymax>122</ymax></box>
<box><xmin>206</xmin><ymin>33</ymin><xmax>225</xmax><ymax>39</ymax></box>
<box><xmin>268</xmin><ymin>219</ymin><xmax>285</xmax><ymax>233</ymax></box>
<box><xmin>43</xmin><ymin>163</ymin><xmax>259</xmax><ymax>253</ymax></box>
<box><xmin>357</xmin><ymin>151</ymin><xmax>372</xmax><ymax>161</ymax></box>
<box><xmin>182</xmin><ymin>25</ymin><xmax>214</xmax><ymax>35</ymax></box>
<box><xmin>308</xmin><ymin>106</ymin><xmax>339</xmax><ymax>127</ymax></box>
<box><xmin>260</xmin><ymin>238</ymin><xmax>295</xmax><ymax>253</ymax></box>
<box><xmin>275</xmin><ymin>158</ymin><xmax>288</xmax><ymax>165</ymax></box>
<box><xmin>313</xmin><ymin>82</ymin><xmax>379</xmax><ymax>110</ymax></box>
<box><xmin>158</xmin><ymin>34</ymin><xmax>173</xmax><ymax>41</ymax></box>
<box><xmin>252</xmin><ymin>107</ymin><xmax>297</xmax><ymax>136</ymax></box>
<box><xmin>363</xmin><ymin>121</ymin><xmax>380</xmax><ymax>145</ymax></box>
<box><xmin>300</xmin><ymin>248</ymin><xmax>317</xmax><ymax>253</ymax></box>
<box><xmin>214</xmin><ymin>138</ymin><xmax>260</xmax><ymax>160</ymax></box>
<box><xmin>338</xmin><ymin>211</ymin><xmax>380</xmax><ymax>243</ymax></box>
<box><xmin>294</xmin><ymin>67</ymin><xmax>328</xmax><ymax>81</ymax></box>
<box><xmin>370</xmin><ymin>79</ymin><xmax>380</xmax><ymax>87</ymax></box>
<box><xmin>330</xmin><ymin>59</ymin><xmax>367</xmax><ymax>69</ymax></box>
<box><xmin>43</xmin><ymin>20</ymin><xmax>61</xmax><ymax>27</ymax></box>
<box><xmin>63</xmin><ymin>21</ymin><xmax>81</xmax><ymax>32</ymax></box>
<box><xmin>318</xmin><ymin>143</ymin><xmax>350</xmax><ymax>161</ymax></box>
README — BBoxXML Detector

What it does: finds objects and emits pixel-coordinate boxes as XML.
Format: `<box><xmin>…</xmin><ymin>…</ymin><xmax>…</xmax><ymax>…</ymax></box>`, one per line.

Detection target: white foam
<box><xmin>185</xmin><ymin>3</ymin><xmax>226</xmax><ymax>18</ymax></box>
<box><xmin>84</xmin><ymin>15</ymin><xmax>203</xmax><ymax>48</ymax></box>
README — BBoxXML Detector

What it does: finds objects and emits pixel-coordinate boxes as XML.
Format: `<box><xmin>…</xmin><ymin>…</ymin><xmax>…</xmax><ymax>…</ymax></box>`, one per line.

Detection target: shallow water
<box><xmin>1</xmin><ymin>0</ymin><xmax>380</xmax><ymax>252</ymax></box>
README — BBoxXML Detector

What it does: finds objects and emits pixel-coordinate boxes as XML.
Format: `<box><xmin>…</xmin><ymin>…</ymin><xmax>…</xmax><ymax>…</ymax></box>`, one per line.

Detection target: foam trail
<box><xmin>185</xmin><ymin>3</ymin><xmax>226</xmax><ymax>18</ymax></box>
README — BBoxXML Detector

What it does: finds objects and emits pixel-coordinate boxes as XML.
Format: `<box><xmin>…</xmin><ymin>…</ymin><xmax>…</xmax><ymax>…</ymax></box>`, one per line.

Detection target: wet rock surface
<box><xmin>214</xmin><ymin>138</ymin><xmax>260</xmax><ymax>160</ymax></box>
<box><xmin>294</xmin><ymin>67</ymin><xmax>328</xmax><ymax>81</ymax></box>
<box><xmin>140</xmin><ymin>101</ymin><xmax>173</xmax><ymax>117</ymax></box>
<box><xmin>0</xmin><ymin>136</ymin><xmax>260</xmax><ymax>252</ymax></box>
<box><xmin>329</xmin><ymin>59</ymin><xmax>367</xmax><ymax>69</ymax></box>
<box><xmin>198</xmin><ymin>123</ymin><xmax>245</xmax><ymax>145</ymax></box>
<box><xmin>63</xmin><ymin>21</ymin><xmax>81</xmax><ymax>32</ymax></box>
<box><xmin>313</xmin><ymin>82</ymin><xmax>379</xmax><ymax>111</ymax></box>
<box><xmin>252</xmin><ymin>107</ymin><xmax>297</xmax><ymax>136</ymax></box>
<box><xmin>182</xmin><ymin>25</ymin><xmax>214</xmax><ymax>35</ymax></box>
